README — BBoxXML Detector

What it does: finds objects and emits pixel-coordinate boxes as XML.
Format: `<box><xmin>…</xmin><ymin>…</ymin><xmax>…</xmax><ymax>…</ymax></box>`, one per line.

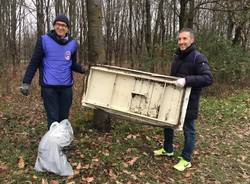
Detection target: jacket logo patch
<box><xmin>65</xmin><ymin>51</ymin><xmax>71</xmax><ymax>60</ymax></box>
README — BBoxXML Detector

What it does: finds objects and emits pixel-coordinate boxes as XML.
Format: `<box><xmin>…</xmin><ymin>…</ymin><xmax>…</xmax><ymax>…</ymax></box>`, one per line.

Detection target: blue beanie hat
<box><xmin>53</xmin><ymin>14</ymin><xmax>70</xmax><ymax>28</ymax></box>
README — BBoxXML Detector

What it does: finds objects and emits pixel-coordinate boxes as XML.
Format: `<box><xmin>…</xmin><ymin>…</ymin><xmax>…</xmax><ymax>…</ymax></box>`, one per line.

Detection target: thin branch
<box><xmin>198</xmin><ymin>6</ymin><xmax>250</xmax><ymax>12</ymax></box>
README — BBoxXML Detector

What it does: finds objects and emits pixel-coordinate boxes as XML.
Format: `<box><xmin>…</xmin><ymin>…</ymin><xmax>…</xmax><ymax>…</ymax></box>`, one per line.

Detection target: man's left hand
<box><xmin>84</xmin><ymin>64</ymin><xmax>90</xmax><ymax>75</ymax></box>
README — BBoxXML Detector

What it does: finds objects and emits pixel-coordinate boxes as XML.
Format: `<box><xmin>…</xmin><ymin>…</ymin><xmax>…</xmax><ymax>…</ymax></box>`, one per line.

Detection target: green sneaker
<box><xmin>173</xmin><ymin>157</ymin><xmax>191</xmax><ymax>171</ymax></box>
<box><xmin>153</xmin><ymin>148</ymin><xmax>174</xmax><ymax>156</ymax></box>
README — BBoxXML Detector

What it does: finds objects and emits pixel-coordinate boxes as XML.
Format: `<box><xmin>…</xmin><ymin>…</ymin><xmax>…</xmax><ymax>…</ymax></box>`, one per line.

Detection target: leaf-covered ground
<box><xmin>0</xmin><ymin>74</ymin><xmax>249</xmax><ymax>183</ymax></box>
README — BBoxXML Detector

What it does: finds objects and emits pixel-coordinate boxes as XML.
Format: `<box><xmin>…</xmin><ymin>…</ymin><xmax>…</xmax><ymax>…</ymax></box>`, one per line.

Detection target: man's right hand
<box><xmin>175</xmin><ymin>78</ymin><xmax>186</xmax><ymax>88</ymax></box>
<box><xmin>20</xmin><ymin>83</ymin><xmax>30</xmax><ymax>96</ymax></box>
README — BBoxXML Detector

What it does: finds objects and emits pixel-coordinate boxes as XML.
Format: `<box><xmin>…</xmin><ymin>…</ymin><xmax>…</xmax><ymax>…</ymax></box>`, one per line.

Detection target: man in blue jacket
<box><xmin>20</xmin><ymin>14</ymin><xmax>87</xmax><ymax>129</ymax></box>
<box><xmin>154</xmin><ymin>28</ymin><xmax>213</xmax><ymax>171</ymax></box>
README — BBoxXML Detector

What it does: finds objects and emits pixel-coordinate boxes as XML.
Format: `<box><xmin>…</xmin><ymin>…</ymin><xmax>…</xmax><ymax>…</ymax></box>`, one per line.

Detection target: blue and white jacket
<box><xmin>23</xmin><ymin>30</ymin><xmax>85</xmax><ymax>87</ymax></box>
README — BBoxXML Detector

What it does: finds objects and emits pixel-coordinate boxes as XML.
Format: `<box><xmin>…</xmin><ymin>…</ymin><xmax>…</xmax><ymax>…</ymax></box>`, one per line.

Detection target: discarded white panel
<box><xmin>82</xmin><ymin>65</ymin><xmax>191</xmax><ymax>130</ymax></box>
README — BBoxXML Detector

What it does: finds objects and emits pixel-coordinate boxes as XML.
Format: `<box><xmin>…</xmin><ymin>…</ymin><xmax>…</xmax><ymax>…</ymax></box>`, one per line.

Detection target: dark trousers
<box><xmin>164</xmin><ymin>119</ymin><xmax>196</xmax><ymax>162</ymax></box>
<box><xmin>41</xmin><ymin>87</ymin><xmax>73</xmax><ymax>129</ymax></box>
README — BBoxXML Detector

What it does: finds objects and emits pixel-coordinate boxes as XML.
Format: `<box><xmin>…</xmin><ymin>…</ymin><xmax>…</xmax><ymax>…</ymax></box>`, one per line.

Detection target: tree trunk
<box><xmin>36</xmin><ymin>0</ymin><xmax>45</xmax><ymax>37</ymax></box>
<box><xmin>69</xmin><ymin>0</ymin><xmax>76</xmax><ymax>37</ymax></box>
<box><xmin>79</xmin><ymin>0</ymin><xmax>87</xmax><ymax>64</ymax></box>
<box><xmin>179</xmin><ymin>0</ymin><xmax>187</xmax><ymax>30</ymax></box>
<box><xmin>105</xmin><ymin>0</ymin><xmax>112</xmax><ymax>65</ymax></box>
<box><xmin>187</xmin><ymin>0</ymin><xmax>194</xmax><ymax>28</ymax></box>
<box><xmin>173</xmin><ymin>0</ymin><xmax>177</xmax><ymax>37</ymax></box>
<box><xmin>145</xmin><ymin>0</ymin><xmax>153</xmax><ymax>72</ymax></box>
<box><xmin>128</xmin><ymin>0</ymin><xmax>133</xmax><ymax>68</ymax></box>
<box><xmin>45</xmin><ymin>0</ymin><xmax>50</xmax><ymax>32</ymax></box>
<box><xmin>145</xmin><ymin>0</ymin><xmax>151</xmax><ymax>54</ymax></box>
<box><xmin>233</xmin><ymin>25</ymin><xmax>243</xmax><ymax>45</ymax></box>
<box><xmin>10</xmin><ymin>0</ymin><xmax>17</xmax><ymax>66</ymax></box>
<box><xmin>226</xmin><ymin>12</ymin><xmax>234</xmax><ymax>40</ymax></box>
<box><xmin>87</xmin><ymin>0</ymin><xmax>111</xmax><ymax>132</ymax></box>
<box><xmin>54</xmin><ymin>0</ymin><xmax>63</xmax><ymax>16</ymax></box>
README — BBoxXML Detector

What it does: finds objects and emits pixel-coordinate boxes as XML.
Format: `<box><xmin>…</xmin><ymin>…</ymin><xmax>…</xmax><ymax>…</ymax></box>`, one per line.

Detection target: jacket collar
<box><xmin>47</xmin><ymin>30</ymin><xmax>72</xmax><ymax>45</ymax></box>
<box><xmin>175</xmin><ymin>43</ymin><xmax>196</xmax><ymax>59</ymax></box>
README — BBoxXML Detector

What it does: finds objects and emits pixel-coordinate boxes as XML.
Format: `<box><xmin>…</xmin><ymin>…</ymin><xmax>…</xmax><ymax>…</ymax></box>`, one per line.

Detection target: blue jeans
<box><xmin>41</xmin><ymin>87</ymin><xmax>73</xmax><ymax>129</ymax></box>
<box><xmin>164</xmin><ymin>119</ymin><xmax>196</xmax><ymax>162</ymax></box>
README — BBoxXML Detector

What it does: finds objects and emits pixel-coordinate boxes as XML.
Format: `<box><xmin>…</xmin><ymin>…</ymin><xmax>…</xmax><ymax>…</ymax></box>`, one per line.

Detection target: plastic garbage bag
<box><xmin>34</xmin><ymin>119</ymin><xmax>74</xmax><ymax>176</ymax></box>
<box><xmin>49</xmin><ymin>119</ymin><xmax>74</xmax><ymax>147</ymax></box>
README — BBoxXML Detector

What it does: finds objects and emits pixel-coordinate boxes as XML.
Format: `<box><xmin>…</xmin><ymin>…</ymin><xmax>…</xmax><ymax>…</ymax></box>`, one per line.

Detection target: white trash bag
<box><xmin>34</xmin><ymin>119</ymin><xmax>74</xmax><ymax>176</ymax></box>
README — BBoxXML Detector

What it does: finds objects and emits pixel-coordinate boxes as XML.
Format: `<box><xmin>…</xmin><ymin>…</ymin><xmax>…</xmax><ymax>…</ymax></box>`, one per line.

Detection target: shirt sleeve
<box><xmin>71</xmin><ymin>51</ymin><xmax>85</xmax><ymax>74</ymax></box>
<box><xmin>23</xmin><ymin>37</ymin><xmax>44</xmax><ymax>84</ymax></box>
<box><xmin>185</xmin><ymin>55</ymin><xmax>213</xmax><ymax>88</ymax></box>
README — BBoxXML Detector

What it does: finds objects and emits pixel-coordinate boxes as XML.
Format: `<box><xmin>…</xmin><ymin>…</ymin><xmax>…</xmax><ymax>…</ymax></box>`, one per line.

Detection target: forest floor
<box><xmin>0</xmin><ymin>73</ymin><xmax>249</xmax><ymax>184</ymax></box>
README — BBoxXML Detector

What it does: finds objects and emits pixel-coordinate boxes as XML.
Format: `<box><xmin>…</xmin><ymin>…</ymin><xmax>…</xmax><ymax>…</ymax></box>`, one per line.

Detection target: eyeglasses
<box><xmin>55</xmin><ymin>22</ymin><xmax>68</xmax><ymax>28</ymax></box>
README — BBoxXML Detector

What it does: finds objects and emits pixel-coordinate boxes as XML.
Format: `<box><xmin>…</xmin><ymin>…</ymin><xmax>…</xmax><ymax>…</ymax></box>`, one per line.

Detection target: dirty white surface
<box><xmin>82</xmin><ymin>65</ymin><xmax>191</xmax><ymax>129</ymax></box>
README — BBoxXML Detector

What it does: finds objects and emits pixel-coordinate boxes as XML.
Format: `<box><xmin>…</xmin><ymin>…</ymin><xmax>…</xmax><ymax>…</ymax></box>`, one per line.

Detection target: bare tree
<box><xmin>69</xmin><ymin>0</ymin><xmax>77</xmax><ymax>37</ymax></box>
<box><xmin>79</xmin><ymin>0</ymin><xmax>88</xmax><ymax>64</ymax></box>
<box><xmin>128</xmin><ymin>0</ymin><xmax>133</xmax><ymax>68</ymax></box>
<box><xmin>179</xmin><ymin>0</ymin><xmax>187</xmax><ymax>29</ymax></box>
<box><xmin>36</xmin><ymin>0</ymin><xmax>45</xmax><ymax>37</ymax></box>
<box><xmin>87</xmin><ymin>0</ymin><xmax>111</xmax><ymax>132</ymax></box>
<box><xmin>10</xmin><ymin>0</ymin><xmax>17</xmax><ymax>66</ymax></box>
<box><xmin>45</xmin><ymin>0</ymin><xmax>51</xmax><ymax>32</ymax></box>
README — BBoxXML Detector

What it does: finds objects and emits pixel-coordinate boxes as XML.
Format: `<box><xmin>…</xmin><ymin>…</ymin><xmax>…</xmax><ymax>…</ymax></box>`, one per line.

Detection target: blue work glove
<box><xmin>20</xmin><ymin>83</ymin><xmax>30</xmax><ymax>96</ymax></box>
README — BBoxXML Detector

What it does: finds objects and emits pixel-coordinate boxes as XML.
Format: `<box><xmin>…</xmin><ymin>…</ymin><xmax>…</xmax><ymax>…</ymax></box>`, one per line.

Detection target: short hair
<box><xmin>179</xmin><ymin>28</ymin><xmax>195</xmax><ymax>39</ymax></box>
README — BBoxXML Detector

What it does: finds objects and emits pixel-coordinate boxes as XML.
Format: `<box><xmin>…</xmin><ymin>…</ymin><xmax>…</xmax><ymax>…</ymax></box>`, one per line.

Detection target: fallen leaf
<box><xmin>127</xmin><ymin>134</ymin><xmax>133</xmax><ymax>139</ymax></box>
<box><xmin>103</xmin><ymin>150</ymin><xmax>109</xmax><ymax>156</ymax></box>
<box><xmin>214</xmin><ymin>181</ymin><xmax>221</xmax><ymax>184</ymax></box>
<box><xmin>82</xmin><ymin>176</ymin><xmax>94</xmax><ymax>183</ymax></box>
<box><xmin>18</xmin><ymin>156</ymin><xmax>25</xmax><ymax>169</ymax></box>
<box><xmin>76</xmin><ymin>163</ymin><xmax>82</xmax><ymax>170</ymax></box>
<box><xmin>131</xmin><ymin>174</ymin><xmax>138</xmax><ymax>180</ymax></box>
<box><xmin>74</xmin><ymin>170</ymin><xmax>80</xmax><ymax>176</ymax></box>
<box><xmin>139</xmin><ymin>171</ymin><xmax>145</xmax><ymax>176</ymax></box>
<box><xmin>50</xmin><ymin>180</ymin><xmax>59</xmax><ymax>184</ymax></box>
<box><xmin>123</xmin><ymin>162</ymin><xmax>128</xmax><ymax>168</ymax></box>
<box><xmin>127</xmin><ymin>134</ymin><xmax>136</xmax><ymax>139</ymax></box>
<box><xmin>108</xmin><ymin>169</ymin><xmax>117</xmax><ymax>180</ymax></box>
<box><xmin>92</xmin><ymin>158</ymin><xmax>99</xmax><ymax>162</ymax></box>
<box><xmin>42</xmin><ymin>178</ymin><xmax>49</xmax><ymax>184</ymax></box>
<box><xmin>127</xmin><ymin>157</ymin><xmax>139</xmax><ymax>165</ymax></box>
<box><xmin>123</xmin><ymin>170</ymin><xmax>131</xmax><ymax>175</ymax></box>
<box><xmin>82</xmin><ymin>164</ymin><xmax>90</xmax><ymax>169</ymax></box>
<box><xmin>240</xmin><ymin>155</ymin><xmax>247</xmax><ymax>162</ymax></box>
<box><xmin>145</xmin><ymin>136</ymin><xmax>151</xmax><ymax>141</ymax></box>
<box><xmin>67</xmin><ymin>175</ymin><xmax>74</xmax><ymax>180</ymax></box>
<box><xmin>126</xmin><ymin>148</ymin><xmax>132</xmax><ymax>153</ymax></box>
<box><xmin>194</xmin><ymin>150</ymin><xmax>200</xmax><ymax>155</ymax></box>
<box><xmin>0</xmin><ymin>163</ymin><xmax>8</xmax><ymax>173</ymax></box>
<box><xmin>86</xmin><ymin>177</ymin><xmax>94</xmax><ymax>182</ymax></box>
<box><xmin>72</xmin><ymin>162</ymin><xmax>78</xmax><ymax>166</ymax></box>
<box><xmin>90</xmin><ymin>158</ymin><xmax>99</xmax><ymax>168</ymax></box>
<box><xmin>66</xmin><ymin>182</ymin><xmax>75</xmax><ymax>184</ymax></box>
<box><xmin>184</xmin><ymin>171</ymin><xmax>192</xmax><ymax>178</ymax></box>
<box><xmin>25</xmin><ymin>181</ymin><xmax>32</xmax><ymax>184</ymax></box>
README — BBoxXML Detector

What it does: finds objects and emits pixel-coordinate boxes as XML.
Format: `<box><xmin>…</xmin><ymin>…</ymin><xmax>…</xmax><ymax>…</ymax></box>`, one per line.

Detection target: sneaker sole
<box><xmin>173</xmin><ymin>163</ymin><xmax>192</xmax><ymax>171</ymax></box>
<box><xmin>154</xmin><ymin>152</ymin><xmax>174</xmax><ymax>157</ymax></box>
